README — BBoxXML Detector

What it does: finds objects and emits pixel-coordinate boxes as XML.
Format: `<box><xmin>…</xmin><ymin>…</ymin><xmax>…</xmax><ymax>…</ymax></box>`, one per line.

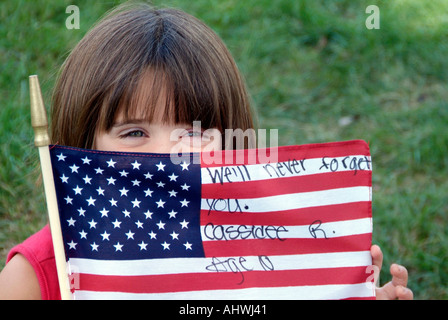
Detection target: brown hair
<box><xmin>50</xmin><ymin>3</ymin><xmax>255</xmax><ymax>150</ymax></box>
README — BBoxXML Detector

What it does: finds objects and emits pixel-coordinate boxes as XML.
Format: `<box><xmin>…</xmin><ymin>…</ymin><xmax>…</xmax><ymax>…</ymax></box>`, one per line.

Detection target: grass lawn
<box><xmin>1</xmin><ymin>0</ymin><xmax>447</xmax><ymax>299</ymax></box>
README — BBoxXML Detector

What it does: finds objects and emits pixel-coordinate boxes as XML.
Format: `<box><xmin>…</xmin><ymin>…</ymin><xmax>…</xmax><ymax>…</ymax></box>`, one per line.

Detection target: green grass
<box><xmin>1</xmin><ymin>0</ymin><xmax>447</xmax><ymax>299</ymax></box>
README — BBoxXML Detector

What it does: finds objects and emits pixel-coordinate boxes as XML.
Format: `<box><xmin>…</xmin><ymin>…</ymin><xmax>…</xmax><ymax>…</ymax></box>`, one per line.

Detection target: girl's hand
<box><xmin>371</xmin><ymin>245</ymin><xmax>413</xmax><ymax>300</ymax></box>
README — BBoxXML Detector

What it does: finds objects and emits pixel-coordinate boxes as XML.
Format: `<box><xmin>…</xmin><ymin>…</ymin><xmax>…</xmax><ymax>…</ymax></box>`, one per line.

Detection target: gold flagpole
<box><xmin>29</xmin><ymin>75</ymin><xmax>72</xmax><ymax>300</ymax></box>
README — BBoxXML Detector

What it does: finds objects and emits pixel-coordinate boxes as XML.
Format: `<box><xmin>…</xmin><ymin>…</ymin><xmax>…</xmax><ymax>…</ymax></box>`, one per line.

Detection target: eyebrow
<box><xmin>111</xmin><ymin>119</ymin><xmax>149</xmax><ymax>128</ymax></box>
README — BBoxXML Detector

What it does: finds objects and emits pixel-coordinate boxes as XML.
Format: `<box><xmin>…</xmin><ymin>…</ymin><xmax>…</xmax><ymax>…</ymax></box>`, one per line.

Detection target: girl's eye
<box><xmin>121</xmin><ymin>130</ymin><xmax>146</xmax><ymax>138</ymax></box>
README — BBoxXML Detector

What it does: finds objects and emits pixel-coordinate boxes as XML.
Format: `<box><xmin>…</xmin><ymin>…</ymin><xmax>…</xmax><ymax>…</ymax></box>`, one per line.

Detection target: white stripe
<box><xmin>67</xmin><ymin>251</ymin><xmax>371</xmax><ymax>277</ymax></box>
<box><xmin>201</xmin><ymin>155</ymin><xmax>371</xmax><ymax>185</ymax></box>
<box><xmin>201</xmin><ymin>218</ymin><xmax>372</xmax><ymax>241</ymax></box>
<box><xmin>73</xmin><ymin>282</ymin><xmax>374</xmax><ymax>300</ymax></box>
<box><xmin>201</xmin><ymin>186</ymin><xmax>371</xmax><ymax>213</ymax></box>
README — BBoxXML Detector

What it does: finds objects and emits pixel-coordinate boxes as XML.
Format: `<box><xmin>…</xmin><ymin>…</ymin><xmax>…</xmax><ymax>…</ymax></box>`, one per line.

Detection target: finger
<box><xmin>371</xmin><ymin>245</ymin><xmax>383</xmax><ymax>271</ymax></box>
<box><xmin>390</xmin><ymin>264</ymin><xmax>408</xmax><ymax>288</ymax></box>
<box><xmin>396</xmin><ymin>285</ymin><xmax>414</xmax><ymax>300</ymax></box>
<box><xmin>375</xmin><ymin>282</ymin><xmax>396</xmax><ymax>300</ymax></box>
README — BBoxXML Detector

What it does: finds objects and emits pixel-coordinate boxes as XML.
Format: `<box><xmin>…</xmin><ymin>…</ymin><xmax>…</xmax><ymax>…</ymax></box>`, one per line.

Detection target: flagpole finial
<box><xmin>29</xmin><ymin>75</ymin><xmax>50</xmax><ymax>147</ymax></box>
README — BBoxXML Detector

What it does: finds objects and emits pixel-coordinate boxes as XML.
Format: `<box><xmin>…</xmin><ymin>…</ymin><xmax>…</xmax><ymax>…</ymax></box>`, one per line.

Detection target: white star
<box><xmin>67</xmin><ymin>240</ymin><xmax>77</xmax><ymax>250</ymax></box>
<box><xmin>148</xmin><ymin>231</ymin><xmax>157</xmax><ymax>239</ymax></box>
<box><xmin>156</xmin><ymin>199</ymin><xmax>165</xmax><ymax>208</ymax></box>
<box><xmin>143</xmin><ymin>210</ymin><xmax>153</xmax><ymax>219</ymax></box>
<box><xmin>180</xmin><ymin>199</ymin><xmax>190</xmax><ymax>207</ymax></box>
<box><xmin>90</xmin><ymin>242</ymin><xmax>99</xmax><ymax>251</ymax></box>
<box><xmin>106</xmin><ymin>176</ymin><xmax>116</xmax><ymax>185</ymax></box>
<box><xmin>114</xmin><ymin>242</ymin><xmax>123</xmax><ymax>252</ymax></box>
<box><xmin>167</xmin><ymin>210</ymin><xmax>177</xmax><ymax>219</ymax></box>
<box><xmin>96</xmin><ymin>186</ymin><xmax>105</xmax><ymax>196</ymax></box>
<box><xmin>122</xmin><ymin>209</ymin><xmax>131</xmax><ymax>218</ymax></box>
<box><xmin>168</xmin><ymin>173</ymin><xmax>178</xmax><ymax>181</ymax></box>
<box><xmin>180</xmin><ymin>219</ymin><xmax>189</xmax><ymax>229</ymax></box>
<box><xmin>156</xmin><ymin>161</ymin><xmax>165</xmax><ymax>171</ymax></box>
<box><xmin>106</xmin><ymin>159</ymin><xmax>116</xmax><ymax>168</ymax></box>
<box><xmin>86</xmin><ymin>196</ymin><xmax>96</xmax><ymax>206</ymax></box>
<box><xmin>138</xmin><ymin>241</ymin><xmax>148</xmax><ymax>251</ymax></box>
<box><xmin>161</xmin><ymin>241</ymin><xmax>170</xmax><ymax>250</ymax></box>
<box><xmin>132</xmin><ymin>179</ymin><xmax>141</xmax><ymax>186</ymax></box>
<box><xmin>67</xmin><ymin>217</ymin><xmax>76</xmax><ymax>226</ymax></box>
<box><xmin>180</xmin><ymin>161</ymin><xmax>190</xmax><ymax>171</ymax></box>
<box><xmin>79</xmin><ymin>230</ymin><xmax>87</xmax><ymax>239</ymax></box>
<box><xmin>119</xmin><ymin>170</ymin><xmax>129</xmax><ymax>177</ymax></box>
<box><xmin>100</xmin><ymin>231</ymin><xmax>110</xmax><ymax>241</ymax></box>
<box><xmin>94</xmin><ymin>167</ymin><xmax>104</xmax><ymax>175</ymax></box>
<box><xmin>60</xmin><ymin>174</ymin><xmax>69</xmax><ymax>183</ymax></box>
<box><xmin>83</xmin><ymin>175</ymin><xmax>92</xmax><ymax>184</ymax></box>
<box><xmin>131</xmin><ymin>160</ymin><xmax>141</xmax><ymax>170</ymax></box>
<box><xmin>81</xmin><ymin>156</ymin><xmax>92</xmax><ymax>165</ymax></box>
<box><xmin>156</xmin><ymin>181</ymin><xmax>165</xmax><ymax>188</ymax></box>
<box><xmin>57</xmin><ymin>153</ymin><xmax>66</xmax><ymax>161</ymax></box>
<box><xmin>125</xmin><ymin>230</ymin><xmax>135</xmax><ymax>240</ymax></box>
<box><xmin>69</xmin><ymin>164</ymin><xmax>79</xmax><ymax>173</ymax></box>
<box><xmin>144</xmin><ymin>172</ymin><xmax>153</xmax><ymax>179</ymax></box>
<box><xmin>144</xmin><ymin>188</ymin><xmax>153</xmax><ymax>197</ymax></box>
<box><xmin>112</xmin><ymin>219</ymin><xmax>122</xmax><ymax>228</ymax></box>
<box><xmin>168</xmin><ymin>190</ymin><xmax>177</xmax><ymax>197</ymax></box>
<box><xmin>156</xmin><ymin>220</ymin><xmax>165</xmax><ymax>230</ymax></box>
<box><xmin>119</xmin><ymin>187</ymin><xmax>129</xmax><ymax>197</ymax></box>
<box><xmin>64</xmin><ymin>195</ymin><xmax>73</xmax><ymax>204</ymax></box>
<box><xmin>170</xmin><ymin>231</ymin><xmax>179</xmax><ymax>240</ymax></box>
<box><xmin>77</xmin><ymin>207</ymin><xmax>86</xmax><ymax>216</ymax></box>
<box><xmin>135</xmin><ymin>220</ymin><xmax>144</xmax><ymax>229</ymax></box>
<box><xmin>99</xmin><ymin>208</ymin><xmax>109</xmax><ymax>217</ymax></box>
<box><xmin>109</xmin><ymin>198</ymin><xmax>118</xmax><ymax>207</ymax></box>
<box><xmin>183</xmin><ymin>242</ymin><xmax>192</xmax><ymax>250</ymax></box>
<box><xmin>73</xmin><ymin>185</ymin><xmax>83</xmax><ymax>195</ymax></box>
<box><xmin>88</xmin><ymin>219</ymin><xmax>97</xmax><ymax>229</ymax></box>
<box><xmin>181</xmin><ymin>183</ymin><xmax>190</xmax><ymax>191</ymax></box>
<box><xmin>131</xmin><ymin>198</ymin><xmax>141</xmax><ymax>208</ymax></box>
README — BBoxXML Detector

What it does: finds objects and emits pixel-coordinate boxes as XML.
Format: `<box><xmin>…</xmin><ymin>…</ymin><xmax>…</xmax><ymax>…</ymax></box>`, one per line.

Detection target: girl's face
<box><xmin>94</xmin><ymin>100</ymin><xmax>221</xmax><ymax>154</ymax></box>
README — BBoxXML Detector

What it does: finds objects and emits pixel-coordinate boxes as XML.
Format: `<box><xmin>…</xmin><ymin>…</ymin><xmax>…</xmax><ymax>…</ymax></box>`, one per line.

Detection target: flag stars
<box><xmin>107</xmin><ymin>176</ymin><xmax>116</xmax><ymax>185</ymax></box>
<box><xmin>67</xmin><ymin>240</ymin><xmax>77</xmax><ymax>250</ymax></box>
<box><xmin>90</xmin><ymin>242</ymin><xmax>99</xmax><ymax>251</ymax></box>
<box><xmin>112</xmin><ymin>219</ymin><xmax>122</xmax><ymax>229</ymax></box>
<box><xmin>161</xmin><ymin>241</ymin><xmax>170</xmax><ymax>250</ymax></box>
<box><xmin>64</xmin><ymin>195</ymin><xmax>73</xmax><ymax>205</ymax></box>
<box><xmin>88</xmin><ymin>219</ymin><xmax>97</xmax><ymax>229</ymax></box>
<box><xmin>60</xmin><ymin>174</ymin><xmax>69</xmax><ymax>183</ymax></box>
<box><xmin>114</xmin><ymin>242</ymin><xmax>123</xmax><ymax>252</ymax></box>
<box><xmin>156</xmin><ymin>162</ymin><xmax>165</xmax><ymax>171</ymax></box>
<box><xmin>180</xmin><ymin>219</ymin><xmax>189</xmax><ymax>229</ymax></box>
<box><xmin>168</xmin><ymin>173</ymin><xmax>178</xmax><ymax>181</ymax></box>
<box><xmin>131</xmin><ymin>160</ymin><xmax>141</xmax><ymax>170</ymax></box>
<box><xmin>125</xmin><ymin>230</ymin><xmax>135</xmax><ymax>240</ymax></box>
<box><xmin>180</xmin><ymin>199</ymin><xmax>190</xmax><ymax>207</ymax></box>
<box><xmin>81</xmin><ymin>156</ymin><xmax>92</xmax><ymax>165</ymax></box>
<box><xmin>73</xmin><ymin>185</ymin><xmax>83</xmax><ymax>195</ymax></box>
<box><xmin>138</xmin><ymin>241</ymin><xmax>148</xmax><ymax>251</ymax></box>
<box><xmin>56</xmin><ymin>153</ymin><xmax>67</xmax><ymax>161</ymax></box>
<box><xmin>180</xmin><ymin>161</ymin><xmax>190</xmax><ymax>171</ymax></box>
<box><xmin>106</xmin><ymin>159</ymin><xmax>116</xmax><ymax>168</ymax></box>
<box><xmin>184</xmin><ymin>242</ymin><xmax>193</xmax><ymax>250</ymax></box>
<box><xmin>83</xmin><ymin>175</ymin><xmax>92</xmax><ymax>184</ymax></box>
<box><xmin>156</xmin><ymin>220</ymin><xmax>166</xmax><ymax>230</ymax></box>
<box><xmin>131</xmin><ymin>198</ymin><xmax>141</xmax><ymax>208</ymax></box>
<box><xmin>86</xmin><ymin>196</ymin><xmax>96</xmax><ymax>206</ymax></box>
<box><xmin>109</xmin><ymin>198</ymin><xmax>118</xmax><ymax>207</ymax></box>
<box><xmin>69</xmin><ymin>164</ymin><xmax>79</xmax><ymax>173</ymax></box>
<box><xmin>67</xmin><ymin>217</ymin><xmax>76</xmax><ymax>226</ymax></box>
<box><xmin>101</xmin><ymin>231</ymin><xmax>110</xmax><ymax>241</ymax></box>
<box><xmin>79</xmin><ymin>230</ymin><xmax>87</xmax><ymax>239</ymax></box>
<box><xmin>156</xmin><ymin>199</ymin><xmax>165</xmax><ymax>208</ymax></box>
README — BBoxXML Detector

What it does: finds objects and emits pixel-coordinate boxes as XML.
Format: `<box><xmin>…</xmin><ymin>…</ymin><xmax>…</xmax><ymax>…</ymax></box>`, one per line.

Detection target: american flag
<box><xmin>49</xmin><ymin>140</ymin><xmax>374</xmax><ymax>300</ymax></box>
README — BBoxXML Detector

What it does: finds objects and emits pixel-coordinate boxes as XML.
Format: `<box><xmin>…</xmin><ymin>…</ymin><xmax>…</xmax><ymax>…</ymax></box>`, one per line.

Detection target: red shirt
<box><xmin>7</xmin><ymin>225</ymin><xmax>61</xmax><ymax>300</ymax></box>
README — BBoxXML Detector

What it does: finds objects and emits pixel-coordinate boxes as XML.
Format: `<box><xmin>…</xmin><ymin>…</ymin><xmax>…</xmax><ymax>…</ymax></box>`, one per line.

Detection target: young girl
<box><xmin>0</xmin><ymin>3</ymin><xmax>412</xmax><ymax>300</ymax></box>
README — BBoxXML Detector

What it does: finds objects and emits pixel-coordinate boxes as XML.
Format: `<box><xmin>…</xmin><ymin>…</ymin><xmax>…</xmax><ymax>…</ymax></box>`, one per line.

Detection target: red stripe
<box><xmin>202</xmin><ymin>234</ymin><xmax>372</xmax><ymax>257</ymax></box>
<box><xmin>201</xmin><ymin>201</ymin><xmax>371</xmax><ymax>226</ymax></box>
<box><xmin>200</xmin><ymin>140</ymin><xmax>370</xmax><ymax>167</ymax></box>
<box><xmin>75</xmin><ymin>266</ymin><xmax>370</xmax><ymax>294</ymax></box>
<box><xmin>201</xmin><ymin>170</ymin><xmax>371</xmax><ymax>200</ymax></box>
